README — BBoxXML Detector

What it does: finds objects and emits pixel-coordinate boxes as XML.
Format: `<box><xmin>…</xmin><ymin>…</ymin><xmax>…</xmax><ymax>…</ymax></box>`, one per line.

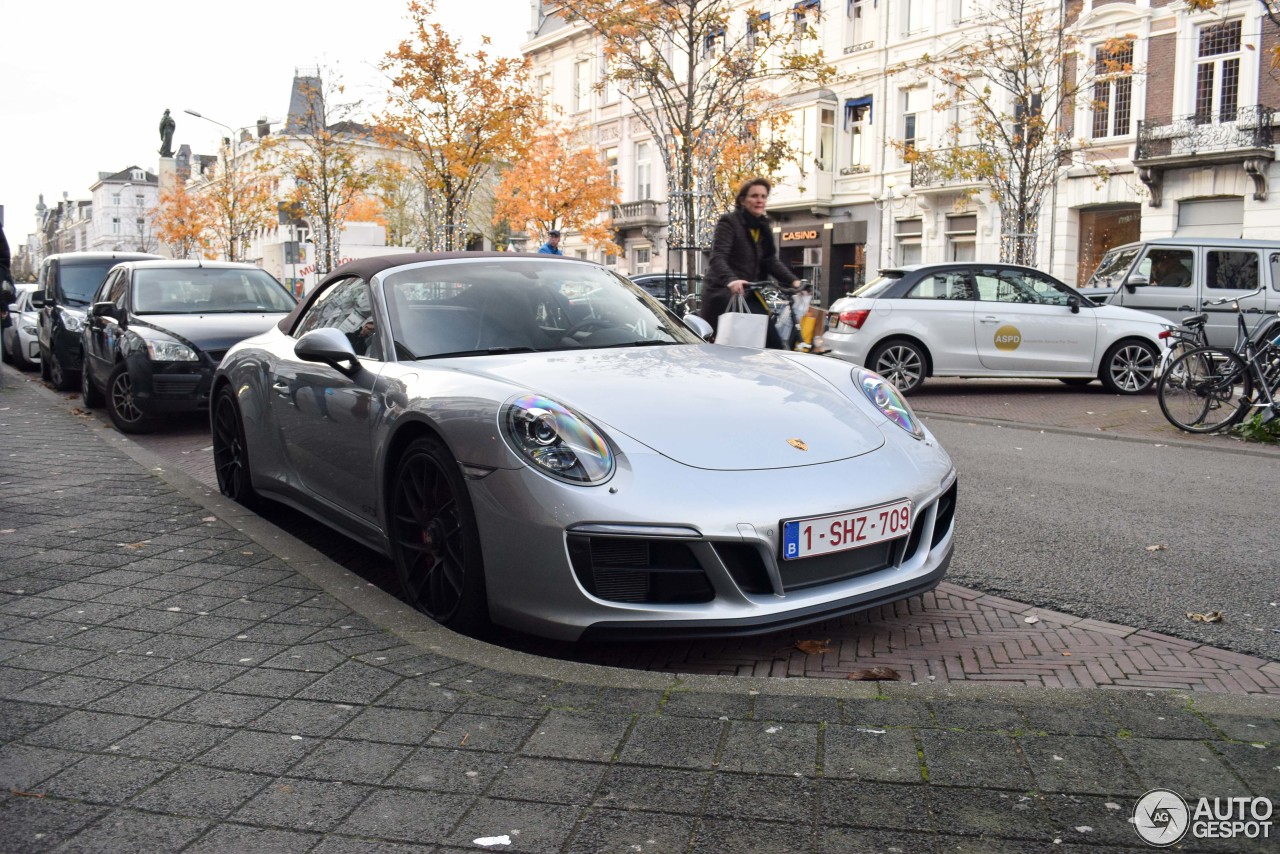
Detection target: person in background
<box><xmin>701</xmin><ymin>177</ymin><xmax>802</xmax><ymax>348</ymax></box>
<box><xmin>538</xmin><ymin>230</ymin><xmax>563</xmax><ymax>255</ymax></box>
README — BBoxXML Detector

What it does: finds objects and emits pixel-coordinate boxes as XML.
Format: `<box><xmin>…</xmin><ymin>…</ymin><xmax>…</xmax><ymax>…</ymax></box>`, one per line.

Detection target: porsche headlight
<box><xmin>504</xmin><ymin>394</ymin><xmax>614</xmax><ymax>483</ymax></box>
<box><xmin>855</xmin><ymin>368</ymin><xmax>924</xmax><ymax>439</ymax></box>
<box><xmin>145</xmin><ymin>339</ymin><xmax>199</xmax><ymax>362</ymax></box>
<box><xmin>58</xmin><ymin>308</ymin><xmax>85</xmax><ymax>333</ymax></box>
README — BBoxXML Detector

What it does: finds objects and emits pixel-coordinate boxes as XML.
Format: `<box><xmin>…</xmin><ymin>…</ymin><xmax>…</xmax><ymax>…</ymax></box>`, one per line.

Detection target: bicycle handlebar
<box><xmin>1203</xmin><ymin>286</ymin><xmax>1264</xmax><ymax>307</ymax></box>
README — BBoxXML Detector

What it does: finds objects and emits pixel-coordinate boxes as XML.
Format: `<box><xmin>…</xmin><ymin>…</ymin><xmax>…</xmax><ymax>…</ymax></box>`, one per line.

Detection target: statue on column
<box><xmin>158</xmin><ymin>109</ymin><xmax>176</xmax><ymax>158</ymax></box>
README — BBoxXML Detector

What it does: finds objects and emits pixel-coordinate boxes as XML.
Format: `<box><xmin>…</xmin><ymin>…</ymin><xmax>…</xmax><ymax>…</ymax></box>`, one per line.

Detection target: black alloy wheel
<box><xmin>388</xmin><ymin>437</ymin><xmax>488</xmax><ymax>632</ymax></box>
<box><xmin>80</xmin><ymin>357</ymin><xmax>103</xmax><ymax>408</ymax></box>
<box><xmin>211</xmin><ymin>387</ymin><xmax>260</xmax><ymax>508</ymax></box>
<box><xmin>1100</xmin><ymin>339</ymin><xmax>1158</xmax><ymax>394</ymax></box>
<box><xmin>48</xmin><ymin>351</ymin><xmax>76</xmax><ymax>391</ymax></box>
<box><xmin>870</xmin><ymin>339</ymin><xmax>927</xmax><ymax>394</ymax></box>
<box><xmin>105</xmin><ymin>362</ymin><xmax>157</xmax><ymax>434</ymax></box>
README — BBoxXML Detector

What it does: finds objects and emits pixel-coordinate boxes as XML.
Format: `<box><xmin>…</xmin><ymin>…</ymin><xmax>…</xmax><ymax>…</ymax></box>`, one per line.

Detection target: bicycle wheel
<box><xmin>1157</xmin><ymin>347</ymin><xmax>1253</xmax><ymax>433</ymax></box>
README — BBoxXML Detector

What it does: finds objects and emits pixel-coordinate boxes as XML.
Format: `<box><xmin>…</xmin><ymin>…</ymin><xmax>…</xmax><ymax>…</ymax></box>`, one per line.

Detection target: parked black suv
<box><xmin>33</xmin><ymin>252</ymin><xmax>162</xmax><ymax>389</ymax></box>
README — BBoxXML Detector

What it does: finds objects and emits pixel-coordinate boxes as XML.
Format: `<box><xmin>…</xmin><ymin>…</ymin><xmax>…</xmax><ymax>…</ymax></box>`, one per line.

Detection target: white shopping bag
<box><xmin>715</xmin><ymin>293</ymin><xmax>768</xmax><ymax>348</ymax></box>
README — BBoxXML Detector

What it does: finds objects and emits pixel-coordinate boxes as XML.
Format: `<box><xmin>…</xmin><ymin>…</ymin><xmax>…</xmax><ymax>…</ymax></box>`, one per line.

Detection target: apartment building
<box><xmin>523</xmin><ymin>0</ymin><xmax>1280</xmax><ymax>299</ymax></box>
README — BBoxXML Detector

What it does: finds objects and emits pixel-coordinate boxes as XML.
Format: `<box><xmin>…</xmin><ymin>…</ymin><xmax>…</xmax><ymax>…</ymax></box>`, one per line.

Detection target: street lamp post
<box><xmin>870</xmin><ymin>175</ymin><xmax>911</xmax><ymax>268</ymax></box>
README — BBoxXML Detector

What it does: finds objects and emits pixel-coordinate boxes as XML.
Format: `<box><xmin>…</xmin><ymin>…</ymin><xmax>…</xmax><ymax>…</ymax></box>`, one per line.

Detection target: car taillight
<box><xmin>838</xmin><ymin>309</ymin><xmax>870</xmax><ymax>330</ymax></box>
<box><xmin>1158</xmin><ymin>329</ymin><xmax>1172</xmax><ymax>340</ymax></box>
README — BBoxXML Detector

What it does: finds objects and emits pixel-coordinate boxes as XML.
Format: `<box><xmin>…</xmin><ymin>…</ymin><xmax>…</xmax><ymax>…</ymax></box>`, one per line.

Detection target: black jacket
<box><xmin>701</xmin><ymin>208</ymin><xmax>797</xmax><ymax>330</ymax></box>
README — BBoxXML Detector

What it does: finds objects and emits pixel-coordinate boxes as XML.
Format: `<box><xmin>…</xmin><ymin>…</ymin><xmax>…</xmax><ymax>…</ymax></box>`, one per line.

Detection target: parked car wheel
<box><xmin>211</xmin><ymin>387</ymin><xmax>260</xmax><ymax>509</ymax></box>
<box><xmin>869</xmin><ymin>339</ymin><xmax>928</xmax><ymax>394</ymax></box>
<box><xmin>388</xmin><ymin>436</ymin><xmax>489</xmax><ymax>633</ymax></box>
<box><xmin>48</xmin><ymin>352</ymin><xmax>76</xmax><ymax>391</ymax></box>
<box><xmin>1058</xmin><ymin>378</ymin><xmax>1094</xmax><ymax>387</ymax></box>
<box><xmin>1099</xmin><ymin>339</ymin><xmax>1158</xmax><ymax>394</ymax></box>
<box><xmin>106</xmin><ymin>363</ymin><xmax>157</xmax><ymax>433</ymax></box>
<box><xmin>80</xmin><ymin>359</ymin><xmax>103</xmax><ymax>408</ymax></box>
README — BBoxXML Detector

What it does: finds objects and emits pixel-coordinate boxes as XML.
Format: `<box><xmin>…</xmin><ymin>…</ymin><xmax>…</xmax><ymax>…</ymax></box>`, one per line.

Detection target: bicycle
<box><xmin>1156</xmin><ymin>311</ymin><xmax>1209</xmax><ymax>375</ymax></box>
<box><xmin>1157</xmin><ymin>288</ymin><xmax>1280</xmax><ymax>433</ymax></box>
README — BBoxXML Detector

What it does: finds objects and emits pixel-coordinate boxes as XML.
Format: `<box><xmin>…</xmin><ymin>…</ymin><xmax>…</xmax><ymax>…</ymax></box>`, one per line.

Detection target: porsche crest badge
<box><xmin>787</xmin><ymin>438</ymin><xmax>808</xmax><ymax>451</ymax></box>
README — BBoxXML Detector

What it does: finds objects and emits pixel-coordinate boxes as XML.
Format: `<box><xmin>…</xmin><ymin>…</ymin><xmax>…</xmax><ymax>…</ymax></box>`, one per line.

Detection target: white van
<box><xmin>1083</xmin><ymin>238</ymin><xmax>1280</xmax><ymax>348</ymax></box>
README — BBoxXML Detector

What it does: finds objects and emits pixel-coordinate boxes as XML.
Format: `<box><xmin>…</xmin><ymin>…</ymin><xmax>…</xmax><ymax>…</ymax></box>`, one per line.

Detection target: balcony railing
<box><xmin>1135</xmin><ymin>105</ymin><xmax>1274</xmax><ymax>161</ymax></box>
<box><xmin>1133</xmin><ymin>105</ymin><xmax>1275</xmax><ymax>206</ymax></box>
<box><xmin>611</xmin><ymin>199</ymin><xmax>665</xmax><ymax>228</ymax></box>
<box><xmin>909</xmin><ymin>145</ymin><xmax>987</xmax><ymax>188</ymax></box>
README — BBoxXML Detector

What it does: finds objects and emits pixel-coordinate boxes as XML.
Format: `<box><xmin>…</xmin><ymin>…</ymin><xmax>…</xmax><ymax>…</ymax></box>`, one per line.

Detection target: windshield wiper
<box><xmin>417</xmin><ymin>346</ymin><xmax>543</xmax><ymax>359</ymax></box>
<box><xmin>595</xmin><ymin>340</ymin><xmax>680</xmax><ymax>349</ymax></box>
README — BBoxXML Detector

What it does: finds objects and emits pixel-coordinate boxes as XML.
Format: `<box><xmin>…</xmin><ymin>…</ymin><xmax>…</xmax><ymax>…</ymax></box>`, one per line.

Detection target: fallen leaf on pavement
<box><xmin>1062</xmin><ymin>651</ymin><xmax>1072</xmax><ymax>656</ymax></box>
<box><xmin>846</xmin><ymin>667</ymin><xmax>900</xmax><ymax>681</ymax></box>
<box><xmin>9</xmin><ymin>789</ymin><xmax>45</xmax><ymax>798</ymax></box>
<box><xmin>201</xmin><ymin>516</ymin><xmax>216</xmax><ymax>523</ymax></box>
<box><xmin>1186</xmin><ymin>611</ymin><xmax>1224</xmax><ymax>623</ymax></box>
<box><xmin>795</xmin><ymin>639</ymin><xmax>832</xmax><ymax>655</ymax></box>
<box><xmin>119</xmin><ymin>541</ymin><xmax>151</xmax><ymax>549</ymax></box>
<box><xmin>1145</xmin><ymin>544</ymin><xmax>1168</xmax><ymax>552</ymax></box>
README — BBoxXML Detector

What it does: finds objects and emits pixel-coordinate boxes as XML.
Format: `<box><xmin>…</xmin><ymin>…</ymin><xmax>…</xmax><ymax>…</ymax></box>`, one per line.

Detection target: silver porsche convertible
<box><xmin>212</xmin><ymin>253</ymin><xmax>957</xmax><ymax>641</ymax></box>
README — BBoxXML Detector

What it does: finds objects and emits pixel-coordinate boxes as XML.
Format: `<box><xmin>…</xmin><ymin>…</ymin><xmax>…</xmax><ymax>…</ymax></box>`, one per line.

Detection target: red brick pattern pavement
<box><xmin>12</xmin><ymin>371</ymin><xmax>1278</xmax><ymax>695</ymax></box>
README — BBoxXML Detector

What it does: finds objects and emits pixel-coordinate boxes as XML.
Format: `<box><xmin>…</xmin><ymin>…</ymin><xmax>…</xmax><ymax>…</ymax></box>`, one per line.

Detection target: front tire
<box><xmin>211</xmin><ymin>386</ymin><xmax>260</xmax><ymax>508</ymax></box>
<box><xmin>80</xmin><ymin>358</ymin><xmax>103</xmax><ymax>408</ymax></box>
<box><xmin>105</xmin><ymin>362</ymin><xmax>157</xmax><ymax>434</ymax></box>
<box><xmin>388</xmin><ymin>436</ymin><xmax>489</xmax><ymax>633</ymax></box>
<box><xmin>869</xmin><ymin>339</ymin><xmax>928</xmax><ymax>394</ymax></box>
<box><xmin>1157</xmin><ymin>348</ymin><xmax>1252</xmax><ymax>433</ymax></box>
<box><xmin>48</xmin><ymin>350</ymin><xmax>77</xmax><ymax>391</ymax></box>
<box><xmin>1100</xmin><ymin>339</ymin><xmax>1158</xmax><ymax>394</ymax></box>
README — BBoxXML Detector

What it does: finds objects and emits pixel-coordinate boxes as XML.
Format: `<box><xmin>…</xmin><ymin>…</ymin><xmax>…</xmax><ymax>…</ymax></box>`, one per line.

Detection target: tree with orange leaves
<box><xmin>493</xmin><ymin>127</ymin><xmax>620</xmax><ymax>254</ymax></box>
<box><xmin>151</xmin><ymin>182</ymin><xmax>213</xmax><ymax>260</ymax></box>
<box><xmin>554</xmin><ymin>0</ymin><xmax>831</xmax><ymax>267</ymax></box>
<box><xmin>190</xmin><ymin>140</ymin><xmax>278</xmax><ymax>262</ymax></box>
<box><xmin>272</xmin><ymin>67</ymin><xmax>375</xmax><ymax>277</ymax></box>
<box><xmin>378</xmin><ymin>0</ymin><xmax>540</xmax><ymax>251</ymax></box>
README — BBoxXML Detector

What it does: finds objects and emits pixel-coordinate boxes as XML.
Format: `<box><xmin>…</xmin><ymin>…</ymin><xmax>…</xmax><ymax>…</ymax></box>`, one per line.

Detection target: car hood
<box><xmin>447</xmin><ymin>345</ymin><xmax>886</xmax><ymax>471</ymax></box>
<box><xmin>1089</xmin><ymin>303</ymin><xmax>1170</xmax><ymax>328</ymax></box>
<box><xmin>133</xmin><ymin>313</ymin><xmax>290</xmax><ymax>351</ymax></box>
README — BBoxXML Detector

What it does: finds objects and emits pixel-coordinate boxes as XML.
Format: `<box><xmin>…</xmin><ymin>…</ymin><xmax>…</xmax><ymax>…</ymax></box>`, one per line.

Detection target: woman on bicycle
<box><xmin>702</xmin><ymin>177</ymin><xmax>803</xmax><ymax>349</ymax></box>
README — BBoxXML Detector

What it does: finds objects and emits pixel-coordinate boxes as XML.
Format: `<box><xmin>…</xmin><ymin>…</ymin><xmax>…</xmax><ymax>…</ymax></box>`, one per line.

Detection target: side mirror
<box><xmin>294</xmin><ymin>328</ymin><xmax>360</xmax><ymax>376</ymax></box>
<box><xmin>29</xmin><ymin>290</ymin><xmax>46</xmax><ymax>308</ymax></box>
<box><xmin>1124</xmin><ymin>274</ymin><xmax>1148</xmax><ymax>294</ymax></box>
<box><xmin>91</xmin><ymin>302</ymin><xmax>120</xmax><ymax>321</ymax></box>
<box><xmin>682</xmin><ymin>313</ymin><xmax>714</xmax><ymax>341</ymax></box>
<box><xmin>1067</xmin><ymin>295</ymin><xmax>1081</xmax><ymax>314</ymax></box>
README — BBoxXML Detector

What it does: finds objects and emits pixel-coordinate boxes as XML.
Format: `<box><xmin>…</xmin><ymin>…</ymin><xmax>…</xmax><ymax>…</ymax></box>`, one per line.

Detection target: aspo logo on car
<box><xmin>1133</xmin><ymin>789</ymin><xmax>1273</xmax><ymax>847</ymax></box>
<box><xmin>993</xmin><ymin>324</ymin><xmax>1021</xmax><ymax>351</ymax></box>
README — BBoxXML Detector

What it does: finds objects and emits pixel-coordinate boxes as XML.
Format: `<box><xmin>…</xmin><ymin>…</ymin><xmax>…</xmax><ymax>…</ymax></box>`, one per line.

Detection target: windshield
<box><xmin>1085</xmin><ymin>246</ymin><xmax>1140</xmax><ymax>288</ymax></box>
<box><xmin>383</xmin><ymin>259</ymin><xmax>704</xmax><ymax>358</ymax></box>
<box><xmin>60</xmin><ymin>261</ymin><xmax>120</xmax><ymax>306</ymax></box>
<box><xmin>132</xmin><ymin>268</ymin><xmax>296</xmax><ymax>314</ymax></box>
<box><xmin>852</xmin><ymin>272</ymin><xmax>904</xmax><ymax>299</ymax></box>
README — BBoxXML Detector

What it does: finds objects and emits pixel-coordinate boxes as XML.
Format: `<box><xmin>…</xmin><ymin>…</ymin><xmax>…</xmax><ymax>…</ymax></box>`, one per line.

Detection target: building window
<box><xmin>632</xmin><ymin>245</ymin><xmax>652</xmax><ymax>275</ymax></box>
<box><xmin>635</xmin><ymin>141</ymin><xmax>652</xmax><ymax>199</ymax></box>
<box><xmin>575</xmin><ymin>60</ymin><xmax>592</xmax><ymax>113</ymax></box>
<box><xmin>136</xmin><ymin>194</ymin><xmax>145</xmax><ymax>207</ymax></box>
<box><xmin>902</xmin><ymin>0</ymin><xmax>926</xmax><ymax>35</ymax></box>
<box><xmin>604</xmin><ymin>146</ymin><xmax>619</xmax><ymax>187</ymax></box>
<box><xmin>536</xmin><ymin>73</ymin><xmax>552</xmax><ymax>113</ymax></box>
<box><xmin>818</xmin><ymin>108</ymin><xmax>836</xmax><ymax>171</ymax></box>
<box><xmin>112</xmin><ymin>193</ymin><xmax>122</xmax><ymax>206</ymax></box>
<box><xmin>112</xmin><ymin>218</ymin><xmax>120</xmax><ymax>234</ymax></box>
<box><xmin>603</xmin><ymin>59</ymin><xmax>619</xmax><ymax>103</ymax></box>
<box><xmin>748</xmin><ymin>11</ymin><xmax>771</xmax><ymax>52</ymax></box>
<box><xmin>1091</xmin><ymin>41</ymin><xmax>1133</xmax><ymax>139</ymax></box>
<box><xmin>895</xmin><ymin>218</ymin><xmax>922</xmax><ymax>265</ymax></box>
<box><xmin>704</xmin><ymin>26</ymin><xmax>725</xmax><ymax>58</ymax></box>
<box><xmin>901</xmin><ymin>88</ymin><xmax>923</xmax><ymax>156</ymax></box>
<box><xmin>1195</xmin><ymin>19</ymin><xmax>1241</xmax><ymax>123</ymax></box>
<box><xmin>845</xmin><ymin>0</ymin><xmax>867</xmax><ymax>50</ymax></box>
<box><xmin>794</xmin><ymin>0</ymin><xmax>820</xmax><ymax>39</ymax></box>
<box><xmin>945</xmin><ymin>214</ymin><xmax>977</xmax><ymax>262</ymax></box>
<box><xmin>842</xmin><ymin>98</ymin><xmax>872</xmax><ymax>173</ymax></box>
<box><xmin>953</xmin><ymin>0</ymin><xmax>973</xmax><ymax>22</ymax></box>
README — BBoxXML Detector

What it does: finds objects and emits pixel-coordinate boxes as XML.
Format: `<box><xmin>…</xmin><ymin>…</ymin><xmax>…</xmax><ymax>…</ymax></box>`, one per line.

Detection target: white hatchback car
<box><xmin>2</xmin><ymin>284</ymin><xmax>41</xmax><ymax>371</ymax></box>
<box><xmin>824</xmin><ymin>263</ymin><xmax>1171</xmax><ymax>394</ymax></box>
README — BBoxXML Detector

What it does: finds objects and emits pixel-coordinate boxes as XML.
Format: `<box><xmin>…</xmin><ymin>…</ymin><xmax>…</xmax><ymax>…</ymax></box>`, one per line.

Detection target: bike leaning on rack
<box><xmin>1156</xmin><ymin>287</ymin><xmax>1280</xmax><ymax>433</ymax></box>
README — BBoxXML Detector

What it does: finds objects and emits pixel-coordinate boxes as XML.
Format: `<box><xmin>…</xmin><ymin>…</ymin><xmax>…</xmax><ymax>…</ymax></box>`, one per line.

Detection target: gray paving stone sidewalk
<box><xmin>1</xmin><ymin>372</ymin><xmax>1277</xmax><ymax>853</ymax></box>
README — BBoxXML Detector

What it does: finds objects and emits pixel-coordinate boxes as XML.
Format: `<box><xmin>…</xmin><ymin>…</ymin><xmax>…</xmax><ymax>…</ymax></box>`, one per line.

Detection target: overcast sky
<box><xmin>0</xmin><ymin>0</ymin><xmax>530</xmax><ymax>244</ymax></box>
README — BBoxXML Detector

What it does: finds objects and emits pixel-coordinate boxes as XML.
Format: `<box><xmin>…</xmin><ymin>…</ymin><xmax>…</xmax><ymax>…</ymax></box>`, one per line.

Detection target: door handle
<box><xmin>979</xmin><ymin>316</ymin><xmax>1000</xmax><ymax>324</ymax></box>
<box><xmin>271</xmin><ymin>380</ymin><xmax>292</xmax><ymax>398</ymax></box>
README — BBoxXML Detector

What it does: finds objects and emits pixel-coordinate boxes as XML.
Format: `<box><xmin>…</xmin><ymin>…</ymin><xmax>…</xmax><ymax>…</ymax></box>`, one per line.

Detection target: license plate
<box><xmin>781</xmin><ymin>499</ymin><xmax>913</xmax><ymax>561</ymax></box>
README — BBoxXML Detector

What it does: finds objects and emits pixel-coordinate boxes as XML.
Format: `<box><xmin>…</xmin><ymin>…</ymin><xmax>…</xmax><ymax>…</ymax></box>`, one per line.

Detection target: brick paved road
<box><xmin>11</xmin><ymin>369</ymin><xmax>1278</xmax><ymax>694</ymax></box>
